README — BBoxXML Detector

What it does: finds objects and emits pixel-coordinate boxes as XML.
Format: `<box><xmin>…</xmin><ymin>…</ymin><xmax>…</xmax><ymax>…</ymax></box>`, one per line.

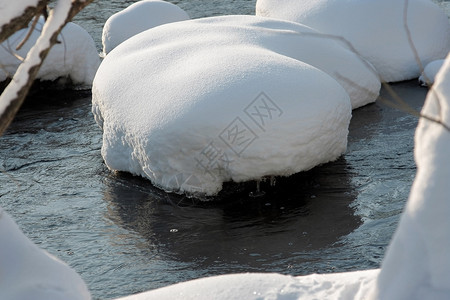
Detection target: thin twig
<box><xmin>420</xmin><ymin>87</ymin><xmax>450</xmax><ymax>132</ymax></box>
<box><xmin>16</xmin><ymin>14</ymin><xmax>41</xmax><ymax>51</ymax></box>
<box><xmin>403</xmin><ymin>0</ymin><xmax>427</xmax><ymax>82</ymax></box>
<box><xmin>379</xmin><ymin>81</ymin><xmax>421</xmax><ymax>117</ymax></box>
<box><xmin>0</xmin><ymin>0</ymin><xmax>48</xmax><ymax>44</ymax></box>
<box><xmin>0</xmin><ymin>0</ymin><xmax>95</xmax><ymax>137</ymax></box>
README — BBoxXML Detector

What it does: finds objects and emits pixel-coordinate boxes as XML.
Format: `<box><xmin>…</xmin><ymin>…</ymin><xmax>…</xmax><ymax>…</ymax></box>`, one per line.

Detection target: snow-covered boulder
<box><xmin>0</xmin><ymin>207</ymin><xmax>90</xmax><ymax>300</ymax></box>
<box><xmin>256</xmin><ymin>0</ymin><xmax>450</xmax><ymax>82</ymax></box>
<box><xmin>102</xmin><ymin>0</ymin><xmax>190</xmax><ymax>55</ymax></box>
<box><xmin>93</xmin><ymin>15</ymin><xmax>352</xmax><ymax>196</ymax></box>
<box><xmin>0</xmin><ymin>17</ymin><xmax>100</xmax><ymax>87</ymax></box>
<box><xmin>370</xmin><ymin>53</ymin><xmax>450</xmax><ymax>299</ymax></box>
<box><xmin>419</xmin><ymin>59</ymin><xmax>445</xmax><ymax>87</ymax></box>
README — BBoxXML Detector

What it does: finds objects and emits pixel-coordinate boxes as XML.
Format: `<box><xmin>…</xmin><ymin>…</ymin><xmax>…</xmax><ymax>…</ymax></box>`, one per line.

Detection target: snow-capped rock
<box><xmin>102</xmin><ymin>0</ymin><xmax>190</xmax><ymax>55</ymax></box>
<box><xmin>256</xmin><ymin>0</ymin><xmax>450</xmax><ymax>82</ymax></box>
<box><xmin>419</xmin><ymin>59</ymin><xmax>445</xmax><ymax>87</ymax></box>
<box><xmin>0</xmin><ymin>207</ymin><xmax>91</xmax><ymax>300</ymax></box>
<box><xmin>92</xmin><ymin>15</ymin><xmax>352</xmax><ymax>196</ymax></box>
<box><xmin>0</xmin><ymin>17</ymin><xmax>100</xmax><ymax>87</ymax></box>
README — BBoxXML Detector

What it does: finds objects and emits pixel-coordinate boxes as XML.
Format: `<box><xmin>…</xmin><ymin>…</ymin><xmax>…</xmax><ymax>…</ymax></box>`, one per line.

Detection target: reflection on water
<box><xmin>103</xmin><ymin>159</ymin><xmax>360</xmax><ymax>270</ymax></box>
<box><xmin>95</xmin><ymin>157</ymin><xmax>363</xmax><ymax>297</ymax></box>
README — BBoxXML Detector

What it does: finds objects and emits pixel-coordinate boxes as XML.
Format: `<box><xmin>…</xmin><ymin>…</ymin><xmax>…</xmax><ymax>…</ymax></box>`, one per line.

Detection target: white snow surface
<box><xmin>256</xmin><ymin>0</ymin><xmax>450</xmax><ymax>82</ymax></box>
<box><xmin>369</xmin><ymin>53</ymin><xmax>450</xmax><ymax>300</ymax></box>
<box><xmin>419</xmin><ymin>59</ymin><xmax>445</xmax><ymax>87</ymax></box>
<box><xmin>102</xmin><ymin>12</ymin><xmax>378</xmax><ymax>108</ymax></box>
<box><xmin>117</xmin><ymin>270</ymin><xmax>379</xmax><ymax>300</ymax></box>
<box><xmin>92</xmin><ymin>15</ymin><xmax>353</xmax><ymax>196</ymax></box>
<box><xmin>0</xmin><ymin>207</ymin><xmax>91</xmax><ymax>300</ymax></box>
<box><xmin>102</xmin><ymin>0</ymin><xmax>190</xmax><ymax>55</ymax></box>
<box><xmin>0</xmin><ymin>17</ymin><xmax>100</xmax><ymax>86</ymax></box>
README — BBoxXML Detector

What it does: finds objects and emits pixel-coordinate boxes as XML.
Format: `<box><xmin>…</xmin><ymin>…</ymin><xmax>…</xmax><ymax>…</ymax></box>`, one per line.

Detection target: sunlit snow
<box><xmin>256</xmin><ymin>0</ymin><xmax>450</xmax><ymax>82</ymax></box>
<box><xmin>92</xmin><ymin>15</ymin><xmax>353</xmax><ymax>196</ymax></box>
<box><xmin>102</xmin><ymin>0</ymin><xmax>190</xmax><ymax>55</ymax></box>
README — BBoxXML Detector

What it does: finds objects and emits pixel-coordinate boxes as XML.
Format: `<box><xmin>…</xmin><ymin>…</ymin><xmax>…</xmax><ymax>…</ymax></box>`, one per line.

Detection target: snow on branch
<box><xmin>0</xmin><ymin>0</ymin><xmax>94</xmax><ymax>136</ymax></box>
<box><xmin>0</xmin><ymin>0</ymin><xmax>48</xmax><ymax>44</ymax></box>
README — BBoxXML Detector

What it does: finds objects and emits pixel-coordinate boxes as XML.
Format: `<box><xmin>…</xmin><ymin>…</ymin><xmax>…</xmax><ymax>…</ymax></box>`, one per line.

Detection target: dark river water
<box><xmin>0</xmin><ymin>1</ymin><xmax>447</xmax><ymax>299</ymax></box>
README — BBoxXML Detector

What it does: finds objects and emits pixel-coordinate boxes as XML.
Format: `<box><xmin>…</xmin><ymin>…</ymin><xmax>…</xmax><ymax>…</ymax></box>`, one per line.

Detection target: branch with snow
<box><xmin>0</xmin><ymin>0</ymin><xmax>94</xmax><ymax>137</ymax></box>
<box><xmin>0</xmin><ymin>0</ymin><xmax>48</xmax><ymax>44</ymax></box>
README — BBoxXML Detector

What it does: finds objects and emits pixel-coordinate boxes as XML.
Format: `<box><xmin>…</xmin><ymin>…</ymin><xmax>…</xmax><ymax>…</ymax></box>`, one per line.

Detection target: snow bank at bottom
<box><xmin>0</xmin><ymin>207</ymin><xmax>90</xmax><ymax>300</ymax></box>
<box><xmin>116</xmin><ymin>270</ymin><xmax>378</xmax><ymax>300</ymax></box>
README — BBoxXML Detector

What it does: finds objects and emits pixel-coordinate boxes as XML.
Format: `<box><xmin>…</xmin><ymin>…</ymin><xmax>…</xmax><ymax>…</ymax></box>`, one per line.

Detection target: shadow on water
<box><xmin>102</xmin><ymin>156</ymin><xmax>361</xmax><ymax>274</ymax></box>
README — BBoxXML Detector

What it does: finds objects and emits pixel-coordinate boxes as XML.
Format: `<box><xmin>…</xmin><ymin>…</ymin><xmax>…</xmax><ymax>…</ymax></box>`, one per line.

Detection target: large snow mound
<box><xmin>102</xmin><ymin>0</ymin><xmax>190</xmax><ymax>55</ymax></box>
<box><xmin>370</xmin><ymin>53</ymin><xmax>450</xmax><ymax>300</ymax></box>
<box><xmin>0</xmin><ymin>207</ymin><xmax>90</xmax><ymax>300</ymax></box>
<box><xmin>256</xmin><ymin>0</ymin><xmax>450</xmax><ymax>82</ymax></box>
<box><xmin>0</xmin><ymin>17</ymin><xmax>100</xmax><ymax>87</ymax></box>
<box><xmin>92</xmin><ymin>15</ymin><xmax>352</xmax><ymax>196</ymax></box>
<box><xmin>117</xmin><ymin>270</ymin><xmax>378</xmax><ymax>300</ymax></box>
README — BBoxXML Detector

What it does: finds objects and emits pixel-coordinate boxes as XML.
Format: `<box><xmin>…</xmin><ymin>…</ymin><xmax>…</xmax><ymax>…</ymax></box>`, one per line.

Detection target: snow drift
<box><xmin>256</xmin><ymin>0</ymin><xmax>450</xmax><ymax>82</ymax></box>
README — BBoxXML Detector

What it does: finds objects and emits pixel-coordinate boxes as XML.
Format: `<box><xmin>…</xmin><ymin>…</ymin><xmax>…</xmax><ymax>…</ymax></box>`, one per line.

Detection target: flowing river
<box><xmin>0</xmin><ymin>0</ymin><xmax>448</xmax><ymax>299</ymax></box>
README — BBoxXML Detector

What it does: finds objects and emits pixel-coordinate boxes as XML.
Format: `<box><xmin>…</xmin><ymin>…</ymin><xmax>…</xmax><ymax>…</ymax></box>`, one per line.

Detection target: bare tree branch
<box><xmin>403</xmin><ymin>0</ymin><xmax>426</xmax><ymax>81</ymax></box>
<box><xmin>16</xmin><ymin>15</ymin><xmax>41</xmax><ymax>51</ymax></box>
<box><xmin>0</xmin><ymin>0</ymin><xmax>94</xmax><ymax>137</ymax></box>
<box><xmin>0</xmin><ymin>0</ymin><xmax>48</xmax><ymax>44</ymax></box>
